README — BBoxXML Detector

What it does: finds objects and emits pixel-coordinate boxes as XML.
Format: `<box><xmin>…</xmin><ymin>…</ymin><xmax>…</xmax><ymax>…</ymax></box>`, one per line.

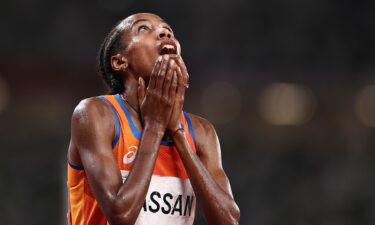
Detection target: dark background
<box><xmin>1</xmin><ymin>0</ymin><xmax>375</xmax><ymax>224</ymax></box>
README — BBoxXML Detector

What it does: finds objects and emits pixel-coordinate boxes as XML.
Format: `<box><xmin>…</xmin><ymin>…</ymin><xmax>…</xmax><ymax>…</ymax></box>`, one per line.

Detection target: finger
<box><xmin>156</xmin><ymin>55</ymin><xmax>169</xmax><ymax>92</ymax></box>
<box><xmin>138</xmin><ymin>77</ymin><xmax>146</xmax><ymax>104</ymax></box>
<box><xmin>169</xmin><ymin>71</ymin><xmax>178</xmax><ymax>101</ymax></box>
<box><xmin>162</xmin><ymin>59</ymin><xmax>176</xmax><ymax>98</ymax></box>
<box><xmin>176</xmin><ymin>66</ymin><xmax>186</xmax><ymax>100</ymax></box>
<box><xmin>175</xmin><ymin>56</ymin><xmax>189</xmax><ymax>80</ymax></box>
<box><xmin>174</xmin><ymin>57</ymin><xmax>189</xmax><ymax>89</ymax></box>
<box><xmin>180</xmin><ymin>64</ymin><xmax>188</xmax><ymax>88</ymax></box>
<box><xmin>148</xmin><ymin>56</ymin><xmax>162</xmax><ymax>90</ymax></box>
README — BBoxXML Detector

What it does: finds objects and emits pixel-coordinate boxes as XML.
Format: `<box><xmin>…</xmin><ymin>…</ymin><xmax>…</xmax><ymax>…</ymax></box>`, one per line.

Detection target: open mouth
<box><xmin>159</xmin><ymin>42</ymin><xmax>177</xmax><ymax>55</ymax></box>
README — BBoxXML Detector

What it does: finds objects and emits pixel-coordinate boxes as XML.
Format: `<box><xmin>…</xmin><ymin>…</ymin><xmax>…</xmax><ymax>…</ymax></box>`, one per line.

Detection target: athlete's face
<box><xmin>118</xmin><ymin>13</ymin><xmax>181</xmax><ymax>81</ymax></box>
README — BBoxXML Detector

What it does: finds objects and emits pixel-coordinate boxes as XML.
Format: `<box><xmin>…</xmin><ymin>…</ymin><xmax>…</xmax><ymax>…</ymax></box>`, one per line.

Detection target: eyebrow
<box><xmin>132</xmin><ymin>18</ymin><xmax>173</xmax><ymax>32</ymax></box>
<box><xmin>131</xmin><ymin>19</ymin><xmax>150</xmax><ymax>27</ymax></box>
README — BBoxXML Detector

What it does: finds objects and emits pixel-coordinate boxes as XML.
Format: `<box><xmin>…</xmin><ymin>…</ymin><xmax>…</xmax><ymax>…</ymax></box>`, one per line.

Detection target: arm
<box><xmin>167</xmin><ymin>57</ymin><xmax>240</xmax><ymax>225</ymax></box>
<box><xmin>68</xmin><ymin>55</ymin><xmax>178</xmax><ymax>225</ymax></box>
<box><xmin>70</xmin><ymin>99</ymin><xmax>164</xmax><ymax>225</ymax></box>
<box><xmin>172</xmin><ymin>116</ymin><xmax>240</xmax><ymax>225</ymax></box>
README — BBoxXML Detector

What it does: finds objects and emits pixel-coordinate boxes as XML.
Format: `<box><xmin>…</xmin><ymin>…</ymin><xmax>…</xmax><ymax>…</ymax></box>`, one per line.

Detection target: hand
<box><xmin>167</xmin><ymin>56</ymin><xmax>189</xmax><ymax>133</ymax></box>
<box><xmin>137</xmin><ymin>55</ymin><xmax>178</xmax><ymax>133</ymax></box>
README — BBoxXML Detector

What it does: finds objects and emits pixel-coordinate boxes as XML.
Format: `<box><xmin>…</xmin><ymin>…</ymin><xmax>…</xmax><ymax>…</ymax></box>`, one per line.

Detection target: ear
<box><xmin>111</xmin><ymin>53</ymin><xmax>128</xmax><ymax>72</ymax></box>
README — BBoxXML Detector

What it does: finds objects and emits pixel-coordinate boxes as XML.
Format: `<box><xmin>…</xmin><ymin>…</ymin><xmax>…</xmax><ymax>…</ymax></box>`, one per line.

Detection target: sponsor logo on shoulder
<box><xmin>123</xmin><ymin>146</ymin><xmax>138</xmax><ymax>164</ymax></box>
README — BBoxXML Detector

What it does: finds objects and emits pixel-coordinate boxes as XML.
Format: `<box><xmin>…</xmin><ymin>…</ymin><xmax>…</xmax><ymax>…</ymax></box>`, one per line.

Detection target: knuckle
<box><xmin>151</xmin><ymin>91</ymin><xmax>158</xmax><ymax>99</ymax></box>
<box><xmin>162</xmin><ymin>96</ymin><xmax>169</xmax><ymax>103</ymax></box>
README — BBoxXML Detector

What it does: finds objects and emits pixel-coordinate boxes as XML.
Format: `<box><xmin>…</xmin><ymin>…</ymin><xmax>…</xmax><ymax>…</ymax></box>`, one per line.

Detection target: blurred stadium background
<box><xmin>1</xmin><ymin>0</ymin><xmax>375</xmax><ymax>224</ymax></box>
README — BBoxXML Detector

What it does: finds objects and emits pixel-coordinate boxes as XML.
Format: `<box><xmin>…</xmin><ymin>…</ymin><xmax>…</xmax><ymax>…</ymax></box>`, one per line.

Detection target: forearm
<box><xmin>106</xmin><ymin>54</ymin><xmax>178</xmax><ymax>224</ymax></box>
<box><xmin>173</xmin><ymin>131</ymin><xmax>240</xmax><ymax>225</ymax></box>
<box><xmin>110</xmin><ymin>125</ymin><xmax>164</xmax><ymax>225</ymax></box>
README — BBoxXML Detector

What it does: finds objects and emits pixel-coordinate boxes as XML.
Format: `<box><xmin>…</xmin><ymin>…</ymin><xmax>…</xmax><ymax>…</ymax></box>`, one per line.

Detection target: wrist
<box><xmin>143</xmin><ymin>123</ymin><xmax>165</xmax><ymax>138</ymax></box>
<box><xmin>171</xmin><ymin>127</ymin><xmax>185</xmax><ymax>141</ymax></box>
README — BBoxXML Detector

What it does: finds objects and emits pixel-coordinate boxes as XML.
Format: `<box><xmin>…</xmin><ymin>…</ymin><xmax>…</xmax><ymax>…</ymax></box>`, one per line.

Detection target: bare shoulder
<box><xmin>71</xmin><ymin>96</ymin><xmax>114</xmax><ymax>127</ymax></box>
<box><xmin>69</xmin><ymin>96</ymin><xmax>116</xmax><ymax>164</ymax></box>
<box><xmin>186</xmin><ymin>113</ymin><xmax>219</xmax><ymax>150</ymax></box>
<box><xmin>70</xmin><ymin>96</ymin><xmax>116</xmax><ymax>146</ymax></box>
<box><xmin>72</xmin><ymin>97</ymin><xmax>112</xmax><ymax>119</ymax></box>
<box><xmin>188</xmin><ymin>113</ymin><xmax>215</xmax><ymax>134</ymax></box>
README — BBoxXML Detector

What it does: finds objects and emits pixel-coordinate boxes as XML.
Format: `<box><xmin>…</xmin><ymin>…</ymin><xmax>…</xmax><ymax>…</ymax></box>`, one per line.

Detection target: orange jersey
<box><xmin>67</xmin><ymin>94</ymin><xmax>197</xmax><ymax>225</ymax></box>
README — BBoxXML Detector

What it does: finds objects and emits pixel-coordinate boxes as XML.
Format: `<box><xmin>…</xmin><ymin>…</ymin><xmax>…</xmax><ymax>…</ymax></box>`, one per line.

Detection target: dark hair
<box><xmin>97</xmin><ymin>22</ymin><xmax>126</xmax><ymax>94</ymax></box>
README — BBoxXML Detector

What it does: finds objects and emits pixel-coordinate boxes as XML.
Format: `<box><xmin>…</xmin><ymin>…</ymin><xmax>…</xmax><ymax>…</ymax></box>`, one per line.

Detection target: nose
<box><xmin>157</xmin><ymin>28</ymin><xmax>172</xmax><ymax>39</ymax></box>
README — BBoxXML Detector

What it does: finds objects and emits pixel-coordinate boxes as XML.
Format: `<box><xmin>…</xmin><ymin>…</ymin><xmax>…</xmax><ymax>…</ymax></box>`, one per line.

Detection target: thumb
<box><xmin>138</xmin><ymin>77</ymin><xmax>146</xmax><ymax>103</ymax></box>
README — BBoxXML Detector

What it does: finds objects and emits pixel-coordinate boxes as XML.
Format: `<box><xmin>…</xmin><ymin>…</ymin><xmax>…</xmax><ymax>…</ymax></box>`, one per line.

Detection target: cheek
<box><xmin>131</xmin><ymin>53</ymin><xmax>155</xmax><ymax>78</ymax></box>
<box><xmin>127</xmin><ymin>39</ymin><xmax>158</xmax><ymax>77</ymax></box>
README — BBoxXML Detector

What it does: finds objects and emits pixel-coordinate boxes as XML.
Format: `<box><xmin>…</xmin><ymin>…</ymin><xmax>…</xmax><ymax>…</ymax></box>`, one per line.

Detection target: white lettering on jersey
<box><xmin>120</xmin><ymin>170</ymin><xmax>196</xmax><ymax>225</ymax></box>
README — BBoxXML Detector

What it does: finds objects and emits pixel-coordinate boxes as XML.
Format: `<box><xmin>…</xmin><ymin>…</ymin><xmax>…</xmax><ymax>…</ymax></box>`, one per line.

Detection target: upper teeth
<box><xmin>163</xmin><ymin>44</ymin><xmax>175</xmax><ymax>50</ymax></box>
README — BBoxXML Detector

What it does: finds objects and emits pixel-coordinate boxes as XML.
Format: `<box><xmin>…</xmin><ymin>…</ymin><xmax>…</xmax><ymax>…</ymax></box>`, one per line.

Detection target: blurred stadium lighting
<box><xmin>355</xmin><ymin>85</ymin><xmax>375</xmax><ymax>127</ymax></box>
<box><xmin>258</xmin><ymin>83</ymin><xmax>316</xmax><ymax>126</ymax></box>
<box><xmin>200</xmin><ymin>81</ymin><xmax>242</xmax><ymax>125</ymax></box>
<box><xmin>0</xmin><ymin>77</ymin><xmax>10</xmax><ymax>114</ymax></box>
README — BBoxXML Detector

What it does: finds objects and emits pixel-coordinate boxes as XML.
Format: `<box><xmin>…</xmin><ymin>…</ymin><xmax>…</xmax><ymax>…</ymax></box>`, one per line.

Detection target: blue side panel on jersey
<box><xmin>115</xmin><ymin>94</ymin><xmax>175</xmax><ymax>146</ymax></box>
<box><xmin>98</xmin><ymin>96</ymin><xmax>121</xmax><ymax>148</ymax></box>
<box><xmin>184</xmin><ymin>111</ymin><xmax>197</xmax><ymax>146</ymax></box>
<box><xmin>68</xmin><ymin>161</ymin><xmax>84</xmax><ymax>170</ymax></box>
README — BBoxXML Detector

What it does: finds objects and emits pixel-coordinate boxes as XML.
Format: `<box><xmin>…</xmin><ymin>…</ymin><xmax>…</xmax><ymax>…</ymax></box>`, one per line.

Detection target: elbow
<box><xmin>227</xmin><ymin>202</ymin><xmax>240</xmax><ymax>225</ymax></box>
<box><xmin>212</xmin><ymin>201</ymin><xmax>240</xmax><ymax>225</ymax></box>
<box><xmin>105</xmin><ymin>201</ymin><xmax>138</xmax><ymax>225</ymax></box>
<box><xmin>106</xmin><ymin>213</ymin><xmax>135</xmax><ymax>225</ymax></box>
<box><xmin>231</xmin><ymin>203</ymin><xmax>240</xmax><ymax>223</ymax></box>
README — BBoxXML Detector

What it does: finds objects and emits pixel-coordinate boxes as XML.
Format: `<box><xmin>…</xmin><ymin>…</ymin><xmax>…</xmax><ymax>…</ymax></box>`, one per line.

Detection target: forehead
<box><xmin>116</xmin><ymin>13</ymin><xmax>166</xmax><ymax>31</ymax></box>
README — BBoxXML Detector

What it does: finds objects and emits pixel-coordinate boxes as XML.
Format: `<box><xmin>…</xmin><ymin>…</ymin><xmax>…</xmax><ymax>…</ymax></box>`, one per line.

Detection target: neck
<box><xmin>121</xmin><ymin>74</ymin><xmax>140</xmax><ymax>112</ymax></box>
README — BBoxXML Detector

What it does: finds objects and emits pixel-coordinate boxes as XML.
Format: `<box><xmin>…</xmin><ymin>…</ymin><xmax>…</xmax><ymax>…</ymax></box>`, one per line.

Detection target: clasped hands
<box><xmin>137</xmin><ymin>54</ymin><xmax>189</xmax><ymax>137</ymax></box>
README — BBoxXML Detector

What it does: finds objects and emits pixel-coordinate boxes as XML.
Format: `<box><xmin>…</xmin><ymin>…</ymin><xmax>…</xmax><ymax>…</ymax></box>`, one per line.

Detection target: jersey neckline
<box><xmin>115</xmin><ymin>94</ymin><xmax>178</xmax><ymax>146</ymax></box>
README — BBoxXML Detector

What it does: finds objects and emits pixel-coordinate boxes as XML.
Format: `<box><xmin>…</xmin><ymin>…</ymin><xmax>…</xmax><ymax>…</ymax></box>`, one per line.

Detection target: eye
<box><xmin>138</xmin><ymin>25</ymin><xmax>150</xmax><ymax>32</ymax></box>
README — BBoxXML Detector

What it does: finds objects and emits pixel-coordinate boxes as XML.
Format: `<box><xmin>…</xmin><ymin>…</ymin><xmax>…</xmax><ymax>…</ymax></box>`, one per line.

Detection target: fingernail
<box><xmin>163</xmin><ymin>55</ymin><xmax>169</xmax><ymax>60</ymax></box>
<box><xmin>158</xmin><ymin>56</ymin><xmax>162</xmax><ymax>61</ymax></box>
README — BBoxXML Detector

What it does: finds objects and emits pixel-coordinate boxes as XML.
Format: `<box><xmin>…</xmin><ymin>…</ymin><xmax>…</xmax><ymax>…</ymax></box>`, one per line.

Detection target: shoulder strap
<box><xmin>181</xmin><ymin>112</ymin><xmax>197</xmax><ymax>152</ymax></box>
<box><xmin>97</xmin><ymin>96</ymin><xmax>121</xmax><ymax>148</ymax></box>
